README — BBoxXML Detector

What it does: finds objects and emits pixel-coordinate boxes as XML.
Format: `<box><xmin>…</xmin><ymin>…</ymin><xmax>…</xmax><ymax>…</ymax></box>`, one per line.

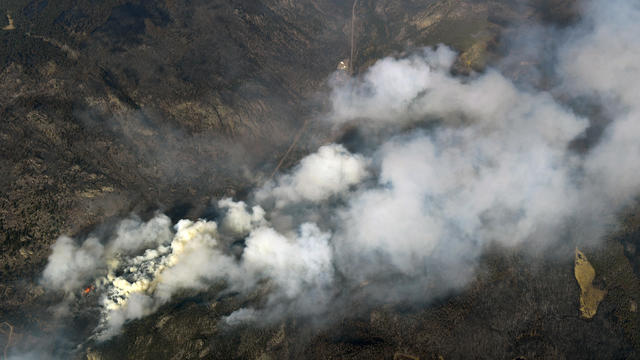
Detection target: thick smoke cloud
<box><xmin>256</xmin><ymin>143</ymin><xmax>369</xmax><ymax>207</ymax></box>
<box><xmin>39</xmin><ymin>0</ymin><xmax>640</xmax><ymax>343</ymax></box>
<box><xmin>41</xmin><ymin>198</ymin><xmax>338</xmax><ymax>338</ymax></box>
<box><xmin>559</xmin><ymin>0</ymin><xmax>640</xmax><ymax>207</ymax></box>
<box><xmin>42</xmin><ymin>236</ymin><xmax>104</xmax><ymax>294</ymax></box>
<box><xmin>330</xmin><ymin>48</ymin><xmax>588</xmax><ymax>282</ymax></box>
<box><xmin>329</xmin><ymin>47</ymin><xmax>458</xmax><ymax>125</ymax></box>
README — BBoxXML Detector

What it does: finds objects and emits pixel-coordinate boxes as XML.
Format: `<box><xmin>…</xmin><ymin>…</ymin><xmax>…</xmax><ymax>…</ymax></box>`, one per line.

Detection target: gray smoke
<box><xmin>39</xmin><ymin>0</ymin><xmax>640</xmax><ymax>342</ymax></box>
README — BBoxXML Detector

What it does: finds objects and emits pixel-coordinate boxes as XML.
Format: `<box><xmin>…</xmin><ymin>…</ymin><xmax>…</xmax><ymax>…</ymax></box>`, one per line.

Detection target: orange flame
<box><xmin>82</xmin><ymin>285</ymin><xmax>94</xmax><ymax>295</ymax></box>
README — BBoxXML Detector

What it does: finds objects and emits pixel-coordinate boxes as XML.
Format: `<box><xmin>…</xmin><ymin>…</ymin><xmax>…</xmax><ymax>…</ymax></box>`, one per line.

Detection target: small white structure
<box><xmin>337</xmin><ymin>59</ymin><xmax>350</xmax><ymax>71</ymax></box>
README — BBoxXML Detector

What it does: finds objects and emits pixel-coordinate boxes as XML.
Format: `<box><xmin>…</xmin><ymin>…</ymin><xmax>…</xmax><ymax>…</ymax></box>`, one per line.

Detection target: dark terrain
<box><xmin>1</xmin><ymin>0</ymin><xmax>639</xmax><ymax>359</ymax></box>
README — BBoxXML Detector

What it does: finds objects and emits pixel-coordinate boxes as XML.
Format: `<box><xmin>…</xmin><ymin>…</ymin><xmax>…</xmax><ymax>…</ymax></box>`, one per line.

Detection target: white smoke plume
<box><xmin>41</xmin><ymin>197</ymin><xmax>336</xmax><ymax>338</ymax></box>
<box><xmin>256</xmin><ymin>143</ymin><xmax>369</xmax><ymax>207</ymax></box>
<box><xmin>40</xmin><ymin>0</ymin><xmax>640</xmax><ymax>342</ymax></box>
<box><xmin>329</xmin><ymin>46</ymin><xmax>458</xmax><ymax>125</ymax></box>
<box><xmin>218</xmin><ymin>198</ymin><xmax>266</xmax><ymax>236</ymax></box>
<box><xmin>559</xmin><ymin>0</ymin><xmax>640</xmax><ymax>207</ymax></box>
<box><xmin>42</xmin><ymin>236</ymin><xmax>104</xmax><ymax>294</ymax></box>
